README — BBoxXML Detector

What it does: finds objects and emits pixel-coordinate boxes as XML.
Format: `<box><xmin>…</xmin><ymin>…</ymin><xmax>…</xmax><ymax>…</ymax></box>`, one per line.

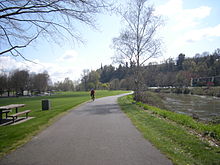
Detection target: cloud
<box><xmin>156</xmin><ymin>0</ymin><xmax>212</xmax><ymax>31</ymax></box>
<box><xmin>0</xmin><ymin>56</ymin><xmax>43</xmax><ymax>73</ymax></box>
<box><xmin>155</xmin><ymin>0</ymin><xmax>218</xmax><ymax>59</ymax></box>
<box><xmin>174</xmin><ymin>6</ymin><xmax>211</xmax><ymax>31</ymax></box>
<box><xmin>0</xmin><ymin>55</ymin><xmax>82</xmax><ymax>83</ymax></box>
<box><xmin>0</xmin><ymin>56</ymin><xmax>16</xmax><ymax>72</ymax></box>
<box><xmin>58</xmin><ymin>49</ymin><xmax>78</xmax><ymax>62</ymax></box>
<box><xmin>184</xmin><ymin>24</ymin><xmax>220</xmax><ymax>42</ymax></box>
<box><xmin>156</xmin><ymin>0</ymin><xmax>182</xmax><ymax>16</ymax></box>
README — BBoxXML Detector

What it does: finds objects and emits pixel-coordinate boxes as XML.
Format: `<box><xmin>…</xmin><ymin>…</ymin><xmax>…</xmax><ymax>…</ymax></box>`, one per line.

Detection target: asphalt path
<box><xmin>0</xmin><ymin>94</ymin><xmax>172</xmax><ymax>165</ymax></box>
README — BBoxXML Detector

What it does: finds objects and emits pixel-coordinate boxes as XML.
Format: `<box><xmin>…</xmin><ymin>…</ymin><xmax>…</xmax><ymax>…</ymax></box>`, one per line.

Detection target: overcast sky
<box><xmin>0</xmin><ymin>0</ymin><xmax>220</xmax><ymax>83</ymax></box>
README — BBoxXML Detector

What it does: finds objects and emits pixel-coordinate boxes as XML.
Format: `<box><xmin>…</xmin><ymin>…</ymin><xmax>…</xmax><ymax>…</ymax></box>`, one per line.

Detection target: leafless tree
<box><xmin>110</xmin><ymin>78</ymin><xmax>119</xmax><ymax>90</ymax></box>
<box><xmin>0</xmin><ymin>73</ymin><xmax>7</xmax><ymax>96</ymax></box>
<box><xmin>81</xmin><ymin>69</ymin><xmax>89</xmax><ymax>90</ymax></box>
<box><xmin>55</xmin><ymin>77</ymin><xmax>75</xmax><ymax>91</ymax></box>
<box><xmin>112</xmin><ymin>0</ymin><xmax>163</xmax><ymax>101</ymax></box>
<box><xmin>0</xmin><ymin>0</ymin><xmax>111</xmax><ymax>61</ymax></box>
<box><xmin>31</xmin><ymin>71</ymin><xmax>50</xmax><ymax>93</ymax></box>
<box><xmin>10</xmin><ymin>69</ymin><xmax>29</xmax><ymax>95</ymax></box>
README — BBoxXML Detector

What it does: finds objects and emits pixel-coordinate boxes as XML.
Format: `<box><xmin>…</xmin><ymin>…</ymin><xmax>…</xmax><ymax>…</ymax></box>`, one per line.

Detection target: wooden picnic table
<box><xmin>0</xmin><ymin>104</ymin><xmax>25</xmax><ymax>123</ymax></box>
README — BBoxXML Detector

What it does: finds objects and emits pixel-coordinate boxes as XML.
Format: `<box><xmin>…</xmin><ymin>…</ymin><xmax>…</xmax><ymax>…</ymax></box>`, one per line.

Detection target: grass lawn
<box><xmin>0</xmin><ymin>90</ymin><xmax>128</xmax><ymax>158</ymax></box>
<box><xmin>118</xmin><ymin>95</ymin><xmax>220</xmax><ymax>165</ymax></box>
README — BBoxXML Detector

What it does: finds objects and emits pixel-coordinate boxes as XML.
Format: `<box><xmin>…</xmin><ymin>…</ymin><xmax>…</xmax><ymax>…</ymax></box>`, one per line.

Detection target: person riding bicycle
<box><xmin>90</xmin><ymin>88</ymin><xmax>95</xmax><ymax>100</ymax></box>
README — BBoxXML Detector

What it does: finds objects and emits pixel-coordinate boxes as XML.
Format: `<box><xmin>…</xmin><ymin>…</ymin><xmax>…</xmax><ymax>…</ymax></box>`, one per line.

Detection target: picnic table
<box><xmin>0</xmin><ymin>104</ymin><xmax>26</xmax><ymax>123</ymax></box>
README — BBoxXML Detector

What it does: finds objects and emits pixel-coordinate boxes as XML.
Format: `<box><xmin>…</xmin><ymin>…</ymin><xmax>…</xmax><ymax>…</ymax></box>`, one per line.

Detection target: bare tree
<box><xmin>0</xmin><ymin>73</ymin><xmax>7</xmax><ymax>96</ymax></box>
<box><xmin>10</xmin><ymin>69</ymin><xmax>29</xmax><ymax>95</ymax></box>
<box><xmin>81</xmin><ymin>69</ymin><xmax>89</xmax><ymax>91</ymax></box>
<box><xmin>0</xmin><ymin>0</ymin><xmax>111</xmax><ymax>60</ymax></box>
<box><xmin>112</xmin><ymin>0</ymin><xmax>162</xmax><ymax>101</ymax></box>
<box><xmin>32</xmin><ymin>72</ymin><xmax>50</xmax><ymax>93</ymax></box>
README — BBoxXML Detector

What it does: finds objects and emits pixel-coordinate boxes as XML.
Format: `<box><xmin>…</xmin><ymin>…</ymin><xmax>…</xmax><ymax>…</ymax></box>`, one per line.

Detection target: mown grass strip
<box><xmin>135</xmin><ymin>100</ymin><xmax>220</xmax><ymax>141</ymax></box>
<box><xmin>0</xmin><ymin>90</ymin><xmax>128</xmax><ymax>158</ymax></box>
<box><xmin>118</xmin><ymin>95</ymin><xmax>220</xmax><ymax>165</ymax></box>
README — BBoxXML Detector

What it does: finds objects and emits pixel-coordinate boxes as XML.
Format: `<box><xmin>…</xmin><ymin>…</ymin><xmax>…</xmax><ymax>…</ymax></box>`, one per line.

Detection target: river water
<box><xmin>162</xmin><ymin>94</ymin><xmax>220</xmax><ymax>122</ymax></box>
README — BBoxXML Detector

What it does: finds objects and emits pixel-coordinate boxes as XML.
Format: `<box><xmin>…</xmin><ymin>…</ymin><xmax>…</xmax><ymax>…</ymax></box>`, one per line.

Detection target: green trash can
<box><xmin>42</xmin><ymin>99</ymin><xmax>50</xmax><ymax>110</ymax></box>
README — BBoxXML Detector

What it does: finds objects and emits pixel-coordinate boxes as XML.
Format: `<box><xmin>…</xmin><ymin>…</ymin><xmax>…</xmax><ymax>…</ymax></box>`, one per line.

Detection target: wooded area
<box><xmin>0</xmin><ymin>70</ymin><xmax>50</xmax><ymax>96</ymax></box>
<box><xmin>78</xmin><ymin>48</ymin><xmax>220</xmax><ymax>90</ymax></box>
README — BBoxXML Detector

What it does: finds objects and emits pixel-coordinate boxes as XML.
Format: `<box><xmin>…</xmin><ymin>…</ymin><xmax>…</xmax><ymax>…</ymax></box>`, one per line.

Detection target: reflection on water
<box><xmin>162</xmin><ymin>94</ymin><xmax>220</xmax><ymax>121</ymax></box>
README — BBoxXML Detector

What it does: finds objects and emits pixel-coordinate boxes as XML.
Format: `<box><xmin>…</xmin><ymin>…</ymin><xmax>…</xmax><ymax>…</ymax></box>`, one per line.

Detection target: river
<box><xmin>162</xmin><ymin>93</ymin><xmax>220</xmax><ymax>122</ymax></box>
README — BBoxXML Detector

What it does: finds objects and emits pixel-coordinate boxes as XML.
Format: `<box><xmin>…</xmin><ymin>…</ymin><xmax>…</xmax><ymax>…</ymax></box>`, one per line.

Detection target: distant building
<box><xmin>191</xmin><ymin>76</ymin><xmax>220</xmax><ymax>87</ymax></box>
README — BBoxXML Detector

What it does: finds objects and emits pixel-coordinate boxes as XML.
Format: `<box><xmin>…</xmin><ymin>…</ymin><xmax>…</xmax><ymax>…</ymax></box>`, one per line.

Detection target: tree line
<box><xmin>0</xmin><ymin>70</ymin><xmax>50</xmax><ymax>96</ymax></box>
<box><xmin>1</xmin><ymin>48</ymin><xmax>219</xmax><ymax>97</ymax></box>
<box><xmin>148</xmin><ymin>49</ymin><xmax>220</xmax><ymax>87</ymax></box>
<box><xmin>77</xmin><ymin>65</ymin><xmax>133</xmax><ymax>91</ymax></box>
<box><xmin>78</xmin><ymin>48</ymin><xmax>220</xmax><ymax>90</ymax></box>
<box><xmin>0</xmin><ymin>70</ymin><xmax>80</xmax><ymax>96</ymax></box>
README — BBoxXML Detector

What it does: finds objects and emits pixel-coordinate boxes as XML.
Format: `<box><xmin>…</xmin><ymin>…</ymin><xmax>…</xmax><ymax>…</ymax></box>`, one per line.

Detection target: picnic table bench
<box><xmin>0</xmin><ymin>104</ymin><xmax>31</xmax><ymax>123</ymax></box>
<box><xmin>2</xmin><ymin>110</ymin><xmax>11</xmax><ymax>118</ymax></box>
<box><xmin>8</xmin><ymin>110</ymin><xmax>31</xmax><ymax>123</ymax></box>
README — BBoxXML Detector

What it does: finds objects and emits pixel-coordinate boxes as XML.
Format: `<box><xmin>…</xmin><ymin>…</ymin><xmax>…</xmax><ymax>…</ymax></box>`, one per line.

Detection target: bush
<box><xmin>135</xmin><ymin>91</ymin><xmax>166</xmax><ymax>109</ymax></box>
<box><xmin>183</xmin><ymin>88</ymin><xmax>190</xmax><ymax>94</ymax></box>
<box><xmin>191</xmin><ymin>87</ymin><xmax>220</xmax><ymax>97</ymax></box>
<box><xmin>171</xmin><ymin>88</ymin><xmax>182</xmax><ymax>94</ymax></box>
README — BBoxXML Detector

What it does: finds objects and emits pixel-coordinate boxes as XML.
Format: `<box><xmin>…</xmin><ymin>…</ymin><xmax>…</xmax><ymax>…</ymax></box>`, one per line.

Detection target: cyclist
<box><xmin>90</xmin><ymin>88</ymin><xmax>95</xmax><ymax>101</ymax></box>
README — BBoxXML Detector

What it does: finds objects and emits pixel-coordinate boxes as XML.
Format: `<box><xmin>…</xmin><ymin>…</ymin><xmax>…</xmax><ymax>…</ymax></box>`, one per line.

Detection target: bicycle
<box><xmin>91</xmin><ymin>94</ymin><xmax>95</xmax><ymax>101</ymax></box>
<box><xmin>90</xmin><ymin>89</ymin><xmax>95</xmax><ymax>101</ymax></box>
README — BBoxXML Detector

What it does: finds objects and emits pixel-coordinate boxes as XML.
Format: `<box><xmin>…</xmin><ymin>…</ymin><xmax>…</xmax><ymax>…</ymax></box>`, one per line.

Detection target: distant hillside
<box><xmin>77</xmin><ymin>48</ymin><xmax>220</xmax><ymax>90</ymax></box>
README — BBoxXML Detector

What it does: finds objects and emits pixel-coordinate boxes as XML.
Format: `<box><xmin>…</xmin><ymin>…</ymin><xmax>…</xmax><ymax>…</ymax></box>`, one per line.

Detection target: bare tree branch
<box><xmin>0</xmin><ymin>0</ymin><xmax>112</xmax><ymax>61</ymax></box>
<box><xmin>113</xmin><ymin>0</ymin><xmax>162</xmax><ymax>65</ymax></box>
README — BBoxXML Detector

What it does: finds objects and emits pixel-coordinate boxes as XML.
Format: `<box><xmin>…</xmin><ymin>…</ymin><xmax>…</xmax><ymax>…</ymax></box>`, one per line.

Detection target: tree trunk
<box><xmin>133</xmin><ymin>65</ymin><xmax>143</xmax><ymax>101</ymax></box>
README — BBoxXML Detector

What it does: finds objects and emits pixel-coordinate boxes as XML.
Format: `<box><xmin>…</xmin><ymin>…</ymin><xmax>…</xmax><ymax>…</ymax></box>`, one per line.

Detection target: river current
<box><xmin>162</xmin><ymin>94</ymin><xmax>220</xmax><ymax>122</ymax></box>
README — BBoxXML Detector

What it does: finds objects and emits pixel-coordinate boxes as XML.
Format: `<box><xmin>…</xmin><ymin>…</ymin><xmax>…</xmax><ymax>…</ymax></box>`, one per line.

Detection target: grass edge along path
<box><xmin>118</xmin><ymin>95</ymin><xmax>220</xmax><ymax>165</ymax></box>
<box><xmin>0</xmin><ymin>90</ymin><xmax>129</xmax><ymax>158</ymax></box>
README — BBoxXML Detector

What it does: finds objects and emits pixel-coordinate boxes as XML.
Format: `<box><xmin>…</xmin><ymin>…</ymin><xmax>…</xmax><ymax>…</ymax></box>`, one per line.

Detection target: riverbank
<box><xmin>118</xmin><ymin>95</ymin><xmax>220</xmax><ymax>165</ymax></box>
<box><xmin>139</xmin><ymin>90</ymin><xmax>220</xmax><ymax>123</ymax></box>
<box><xmin>150</xmin><ymin>86</ymin><xmax>220</xmax><ymax>97</ymax></box>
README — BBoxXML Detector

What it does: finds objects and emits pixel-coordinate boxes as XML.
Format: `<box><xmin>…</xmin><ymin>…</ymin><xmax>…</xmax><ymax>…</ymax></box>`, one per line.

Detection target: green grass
<box><xmin>0</xmin><ymin>90</ymin><xmax>128</xmax><ymax>158</ymax></box>
<box><xmin>135</xmin><ymin>101</ymin><xmax>220</xmax><ymax>141</ymax></box>
<box><xmin>118</xmin><ymin>95</ymin><xmax>220</xmax><ymax>165</ymax></box>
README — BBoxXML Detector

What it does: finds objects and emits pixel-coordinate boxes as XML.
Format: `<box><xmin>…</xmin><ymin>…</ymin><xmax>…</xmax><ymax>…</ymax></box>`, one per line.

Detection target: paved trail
<box><xmin>0</xmin><ymin>94</ymin><xmax>172</xmax><ymax>165</ymax></box>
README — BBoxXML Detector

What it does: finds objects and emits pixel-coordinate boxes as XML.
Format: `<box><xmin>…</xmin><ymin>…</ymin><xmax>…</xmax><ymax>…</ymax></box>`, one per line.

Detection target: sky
<box><xmin>0</xmin><ymin>0</ymin><xmax>220</xmax><ymax>83</ymax></box>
